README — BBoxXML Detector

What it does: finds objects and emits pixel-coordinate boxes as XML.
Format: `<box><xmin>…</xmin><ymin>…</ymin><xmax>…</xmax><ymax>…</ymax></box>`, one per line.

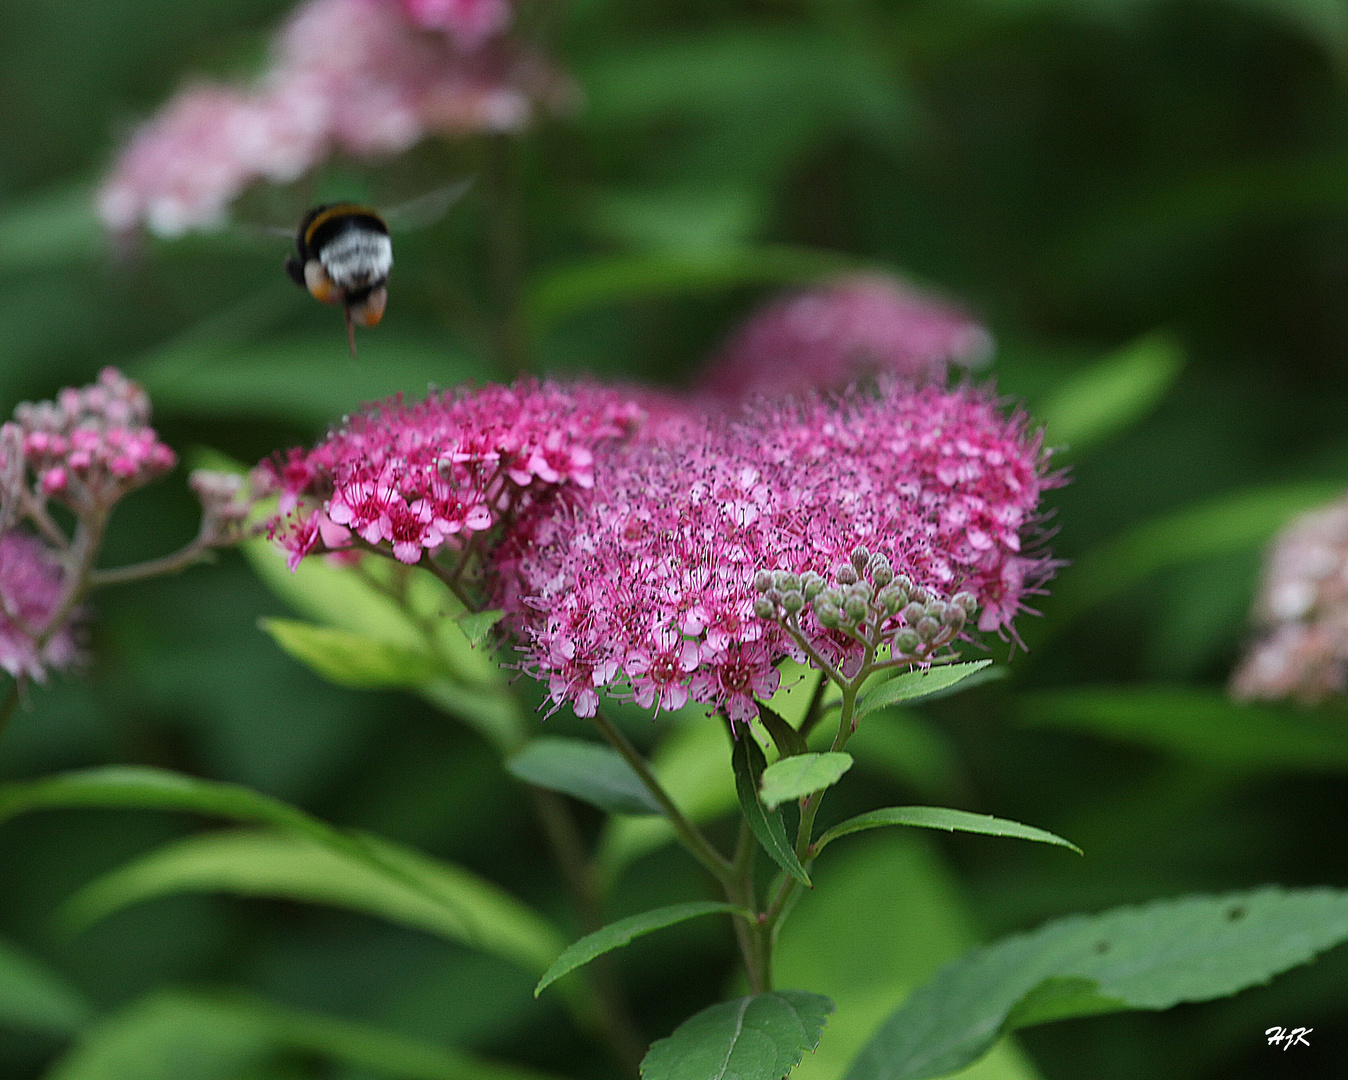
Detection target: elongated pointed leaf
<box><xmin>63</xmin><ymin>831</ymin><xmax>564</xmax><ymax>977</ymax></box>
<box><xmin>732</xmin><ymin>736</ymin><xmax>811</xmax><ymax>887</ymax></box>
<box><xmin>846</xmin><ymin>887</ymin><xmax>1348</xmax><ymax>1080</ymax></box>
<box><xmin>758</xmin><ymin>702</ymin><xmax>810</xmax><ymax>758</ymax></box>
<box><xmin>0</xmin><ymin>937</ymin><xmax>95</xmax><ymax>1036</ymax></box>
<box><xmin>261</xmin><ymin>618</ymin><xmax>444</xmax><ymax>689</ymax></box>
<box><xmin>641</xmin><ymin>990</ymin><xmax>834</xmax><ymax>1080</ymax></box>
<box><xmin>855</xmin><ymin>662</ymin><xmax>992</xmax><ymax>722</ymax></box>
<box><xmin>536</xmin><ymin>901</ymin><xmax>747</xmax><ymax>996</ymax></box>
<box><xmin>46</xmin><ymin>990</ymin><xmax>561</xmax><ymax>1080</ymax></box>
<box><xmin>760</xmin><ymin>753</ymin><xmax>854</xmax><ymax>810</ymax></box>
<box><xmin>814</xmin><ymin>807</ymin><xmax>1080</xmax><ymax>857</ymax></box>
<box><xmin>1040</xmin><ymin>334</ymin><xmax>1184</xmax><ymax>453</ymax></box>
<box><xmin>0</xmin><ymin>765</ymin><xmax>341</xmax><ymax>846</ymax></box>
<box><xmin>507</xmin><ymin>738</ymin><xmax>663</xmax><ymax>816</ymax></box>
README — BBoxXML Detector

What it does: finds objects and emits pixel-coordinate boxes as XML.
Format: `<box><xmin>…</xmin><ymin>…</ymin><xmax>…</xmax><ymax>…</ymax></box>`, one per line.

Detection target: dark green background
<box><xmin>3</xmin><ymin>1</ymin><xmax>1348</xmax><ymax>1077</ymax></box>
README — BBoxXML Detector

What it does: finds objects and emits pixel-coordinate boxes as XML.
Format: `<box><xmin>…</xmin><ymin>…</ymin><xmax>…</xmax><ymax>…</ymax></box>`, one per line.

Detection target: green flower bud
<box><xmin>850</xmin><ymin>546</ymin><xmax>871</xmax><ymax>572</ymax></box>
<box><xmin>782</xmin><ymin>590</ymin><xmax>805</xmax><ymax>614</ymax></box>
<box><xmin>851</xmin><ymin>581</ymin><xmax>874</xmax><ymax>603</ymax></box>
<box><xmin>764</xmin><ymin>587</ymin><xmax>784</xmax><ymax>607</ymax></box>
<box><xmin>952</xmin><ymin>591</ymin><xmax>978</xmax><ymax>617</ymax></box>
<box><xmin>901</xmin><ymin>601</ymin><xmax>925</xmax><ymax>626</ymax></box>
<box><xmin>916</xmin><ymin>616</ymin><xmax>941</xmax><ymax>641</ymax></box>
<box><xmin>753</xmin><ymin>596</ymin><xmax>777</xmax><ymax>619</ymax></box>
<box><xmin>843</xmin><ymin>594</ymin><xmax>869</xmax><ymax>621</ymax></box>
<box><xmin>779</xmin><ymin>572</ymin><xmax>801</xmax><ymax>594</ymax></box>
<box><xmin>816</xmin><ymin>604</ymin><xmax>841</xmax><ymax>629</ymax></box>
<box><xmin>802</xmin><ymin>573</ymin><xmax>825</xmax><ymax>600</ymax></box>
<box><xmin>753</xmin><ymin>570</ymin><xmax>774</xmax><ymax>593</ymax></box>
<box><xmin>893</xmin><ymin>628</ymin><xmax>920</xmax><ymax>654</ymax></box>
<box><xmin>836</xmin><ymin>564</ymin><xmax>859</xmax><ymax>585</ymax></box>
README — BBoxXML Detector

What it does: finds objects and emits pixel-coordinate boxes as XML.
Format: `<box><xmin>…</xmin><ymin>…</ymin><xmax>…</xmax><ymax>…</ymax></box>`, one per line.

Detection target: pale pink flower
<box><xmin>397</xmin><ymin>0</ymin><xmax>513</xmax><ymax>50</ymax></box>
<box><xmin>100</xmin><ymin>0</ymin><xmax>573</xmax><ymax>236</ymax></box>
<box><xmin>3</xmin><ymin>368</ymin><xmax>176</xmax><ymax>514</ymax></box>
<box><xmin>0</xmin><ymin>532</ymin><xmax>80</xmax><ymax>681</ymax></box>
<box><xmin>1231</xmin><ymin>494</ymin><xmax>1348</xmax><ymax>704</ymax></box>
<box><xmin>700</xmin><ymin>273</ymin><xmax>994</xmax><ymax>401</ymax></box>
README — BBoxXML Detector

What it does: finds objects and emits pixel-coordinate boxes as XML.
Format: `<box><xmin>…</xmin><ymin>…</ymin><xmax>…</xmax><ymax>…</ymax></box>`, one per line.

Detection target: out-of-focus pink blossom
<box><xmin>398</xmin><ymin>0</ymin><xmax>513</xmax><ymax>50</ymax></box>
<box><xmin>0</xmin><ymin>531</ymin><xmax>81</xmax><ymax>682</ymax></box>
<box><xmin>1231</xmin><ymin>495</ymin><xmax>1348</xmax><ymax>704</ymax></box>
<box><xmin>259</xmin><ymin>380</ymin><xmax>644</xmax><ymax>570</ymax></box>
<box><xmin>496</xmin><ymin>381</ymin><xmax>1058</xmax><ymax>721</ymax></box>
<box><xmin>2</xmin><ymin>368</ymin><xmax>176</xmax><ymax>514</ymax></box>
<box><xmin>699</xmin><ymin>273</ymin><xmax>994</xmax><ymax>401</ymax></box>
<box><xmin>99</xmin><ymin>0</ymin><xmax>574</xmax><ymax>236</ymax></box>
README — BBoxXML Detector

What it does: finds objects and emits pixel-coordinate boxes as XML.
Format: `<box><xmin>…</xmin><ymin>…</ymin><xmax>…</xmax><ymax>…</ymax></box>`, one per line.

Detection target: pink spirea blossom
<box><xmin>398</xmin><ymin>0</ymin><xmax>513</xmax><ymax>50</ymax></box>
<box><xmin>100</xmin><ymin>0</ymin><xmax>572</xmax><ymax>236</ymax></box>
<box><xmin>700</xmin><ymin>273</ymin><xmax>994</xmax><ymax>401</ymax></box>
<box><xmin>1</xmin><ymin>368</ymin><xmax>176</xmax><ymax>515</ymax></box>
<box><xmin>1231</xmin><ymin>494</ymin><xmax>1348</xmax><ymax>704</ymax></box>
<box><xmin>260</xmin><ymin>380</ymin><xmax>644</xmax><ymax>571</ymax></box>
<box><xmin>0</xmin><ymin>531</ymin><xmax>81</xmax><ymax>681</ymax></box>
<box><xmin>495</xmin><ymin>381</ymin><xmax>1057</xmax><ymax>722</ymax></box>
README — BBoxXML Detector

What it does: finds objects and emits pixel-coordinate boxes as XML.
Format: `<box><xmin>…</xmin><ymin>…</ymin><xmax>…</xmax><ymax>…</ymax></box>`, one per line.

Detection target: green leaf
<box><xmin>1018</xmin><ymin>686</ymin><xmax>1348</xmax><ymax>773</ymax></box>
<box><xmin>846</xmin><ymin>886</ymin><xmax>1348</xmax><ymax>1080</ymax></box>
<box><xmin>535</xmin><ymin>901</ymin><xmax>747</xmax><ymax>997</ymax></box>
<box><xmin>506</xmin><ymin>738</ymin><xmax>663</xmax><ymax>816</ymax></box>
<box><xmin>1043</xmin><ymin>481</ymin><xmax>1344</xmax><ymax>632</ymax></box>
<box><xmin>855</xmin><ymin>662</ymin><xmax>993</xmax><ymax>722</ymax></box>
<box><xmin>1039</xmin><ymin>334</ymin><xmax>1184</xmax><ymax>453</ymax></box>
<box><xmin>63</xmin><ymin>831</ymin><xmax>565</xmax><ymax>978</ymax></box>
<box><xmin>641</xmin><ymin>990</ymin><xmax>834</xmax><ymax>1080</ymax></box>
<box><xmin>526</xmin><ymin>246</ymin><xmax>855</xmax><ymax>336</ymax></box>
<box><xmin>260</xmin><ymin>618</ymin><xmax>443</xmax><ymax>689</ymax></box>
<box><xmin>757</xmin><ymin>702</ymin><xmax>810</xmax><ymax>759</ymax></box>
<box><xmin>0</xmin><ymin>936</ymin><xmax>95</xmax><ymax>1036</ymax></box>
<box><xmin>774</xmin><ymin>833</ymin><xmax>1042</xmax><ymax>1080</ymax></box>
<box><xmin>46</xmin><ymin>990</ymin><xmax>562</xmax><ymax>1080</ymax></box>
<box><xmin>0</xmin><ymin>765</ymin><xmax>342</xmax><ymax>848</ymax></box>
<box><xmin>760</xmin><ymin>753</ymin><xmax>854</xmax><ymax>811</ymax></box>
<box><xmin>458</xmin><ymin>609</ymin><xmax>504</xmax><ymax>646</ymax></box>
<box><xmin>813</xmin><ymin>807</ymin><xmax>1081</xmax><ymax>857</ymax></box>
<box><xmin>0</xmin><ymin>184</ymin><xmax>102</xmax><ymax>273</ymax></box>
<box><xmin>732</xmin><ymin>736</ymin><xmax>811</xmax><ymax>887</ymax></box>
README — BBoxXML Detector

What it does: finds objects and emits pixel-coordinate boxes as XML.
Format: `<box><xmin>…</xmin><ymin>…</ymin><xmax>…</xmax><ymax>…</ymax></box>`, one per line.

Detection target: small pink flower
<box><xmin>0</xmin><ymin>531</ymin><xmax>81</xmax><ymax>681</ymax></box>
<box><xmin>397</xmin><ymin>0</ymin><xmax>513</xmax><ymax>49</ymax></box>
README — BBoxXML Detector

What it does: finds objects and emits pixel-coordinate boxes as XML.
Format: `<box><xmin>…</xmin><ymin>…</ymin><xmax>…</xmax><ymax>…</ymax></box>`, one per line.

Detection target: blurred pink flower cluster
<box><xmin>1</xmin><ymin>367</ymin><xmax>176</xmax><ymax>516</ymax></box>
<box><xmin>0</xmin><ymin>532</ymin><xmax>82</xmax><ymax>682</ymax></box>
<box><xmin>257</xmin><ymin>380</ymin><xmax>643</xmax><ymax>569</ymax></box>
<box><xmin>496</xmin><ymin>382</ymin><xmax>1055</xmax><ymax>720</ymax></box>
<box><xmin>699</xmin><ymin>273</ymin><xmax>994</xmax><ymax>401</ymax></box>
<box><xmin>99</xmin><ymin>0</ymin><xmax>570</xmax><ymax>236</ymax></box>
<box><xmin>1231</xmin><ymin>495</ymin><xmax>1348</xmax><ymax>704</ymax></box>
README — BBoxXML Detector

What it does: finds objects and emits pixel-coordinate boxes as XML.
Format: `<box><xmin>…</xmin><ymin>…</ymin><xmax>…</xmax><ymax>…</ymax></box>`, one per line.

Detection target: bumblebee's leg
<box><xmin>349</xmin><ymin>286</ymin><xmax>387</xmax><ymax>328</ymax></box>
<box><xmin>284</xmin><ymin>254</ymin><xmax>306</xmax><ymax>288</ymax></box>
<box><xmin>344</xmin><ymin>305</ymin><xmax>357</xmax><ymax>357</ymax></box>
<box><xmin>303</xmin><ymin>259</ymin><xmax>342</xmax><ymax>304</ymax></box>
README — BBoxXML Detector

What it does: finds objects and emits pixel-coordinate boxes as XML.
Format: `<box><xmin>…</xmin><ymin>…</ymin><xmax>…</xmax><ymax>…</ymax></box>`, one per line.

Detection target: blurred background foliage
<box><xmin>3</xmin><ymin>0</ymin><xmax>1348</xmax><ymax>1077</ymax></box>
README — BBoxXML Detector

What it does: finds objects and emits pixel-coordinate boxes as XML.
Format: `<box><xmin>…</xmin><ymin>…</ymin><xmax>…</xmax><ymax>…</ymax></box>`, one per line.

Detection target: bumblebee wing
<box><xmin>381</xmin><ymin>177</ymin><xmax>475</xmax><ymax>232</ymax></box>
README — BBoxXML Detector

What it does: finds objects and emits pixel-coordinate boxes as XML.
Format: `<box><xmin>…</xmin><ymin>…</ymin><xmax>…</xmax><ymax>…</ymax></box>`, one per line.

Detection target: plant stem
<box><xmin>528</xmin><ymin>786</ymin><xmax>647</xmax><ymax>1074</ymax></box>
<box><xmin>88</xmin><ymin>537</ymin><xmax>215</xmax><ymax>588</ymax></box>
<box><xmin>589</xmin><ymin>707</ymin><xmax>735</xmax><ymax>885</ymax></box>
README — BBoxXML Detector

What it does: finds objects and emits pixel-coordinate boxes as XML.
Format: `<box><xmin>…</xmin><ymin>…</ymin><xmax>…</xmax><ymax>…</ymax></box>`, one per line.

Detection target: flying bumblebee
<box><xmin>280</xmin><ymin>180</ymin><xmax>473</xmax><ymax>356</ymax></box>
<box><xmin>285</xmin><ymin>202</ymin><xmax>392</xmax><ymax>356</ymax></box>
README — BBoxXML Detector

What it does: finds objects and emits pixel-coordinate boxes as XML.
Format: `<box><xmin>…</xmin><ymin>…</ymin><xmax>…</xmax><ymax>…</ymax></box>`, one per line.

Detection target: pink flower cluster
<box><xmin>699</xmin><ymin>273</ymin><xmax>994</xmax><ymax>401</ymax></box>
<box><xmin>1</xmin><ymin>368</ymin><xmax>176</xmax><ymax>515</ymax></box>
<box><xmin>495</xmin><ymin>382</ymin><xmax>1056</xmax><ymax>721</ymax></box>
<box><xmin>0</xmin><ymin>531</ymin><xmax>81</xmax><ymax>681</ymax></box>
<box><xmin>1231</xmin><ymin>494</ymin><xmax>1348</xmax><ymax>704</ymax></box>
<box><xmin>99</xmin><ymin>0</ymin><xmax>571</xmax><ymax>236</ymax></box>
<box><xmin>259</xmin><ymin>380</ymin><xmax>643</xmax><ymax>569</ymax></box>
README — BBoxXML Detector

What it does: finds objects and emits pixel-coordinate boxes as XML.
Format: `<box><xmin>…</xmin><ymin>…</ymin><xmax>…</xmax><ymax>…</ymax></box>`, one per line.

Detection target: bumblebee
<box><xmin>285</xmin><ymin>203</ymin><xmax>393</xmax><ymax>355</ymax></box>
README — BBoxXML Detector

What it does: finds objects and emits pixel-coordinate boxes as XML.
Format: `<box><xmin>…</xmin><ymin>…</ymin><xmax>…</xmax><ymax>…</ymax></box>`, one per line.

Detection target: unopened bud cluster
<box><xmin>754</xmin><ymin>546</ymin><xmax>978</xmax><ymax>664</ymax></box>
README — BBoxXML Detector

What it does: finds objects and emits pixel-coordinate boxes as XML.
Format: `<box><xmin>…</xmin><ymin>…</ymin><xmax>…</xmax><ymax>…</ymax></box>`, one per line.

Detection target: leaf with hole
<box><xmin>759</xmin><ymin>753</ymin><xmax>853</xmax><ymax>810</ymax></box>
<box><xmin>846</xmin><ymin>886</ymin><xmax>1348</xmax><ymax>1080</ymax></box>
<box><xmin>641</xmin><ymin>990</ymin><xmax>834</xmax><ymax>1080</ymax></box>
<box><xmin>813</xmin><ymin>806</ymin><xmax>1080</xmax><ymax>857</ymax></box>
<box><xmin>507</xmin><ymin>738</ymin><xmax>663</xmax><ymax>816</ymax></box>
<box><xmin>536</xmin><ymin>902</ymin><xmax>747</xmax><ymax>996</ymax></box>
